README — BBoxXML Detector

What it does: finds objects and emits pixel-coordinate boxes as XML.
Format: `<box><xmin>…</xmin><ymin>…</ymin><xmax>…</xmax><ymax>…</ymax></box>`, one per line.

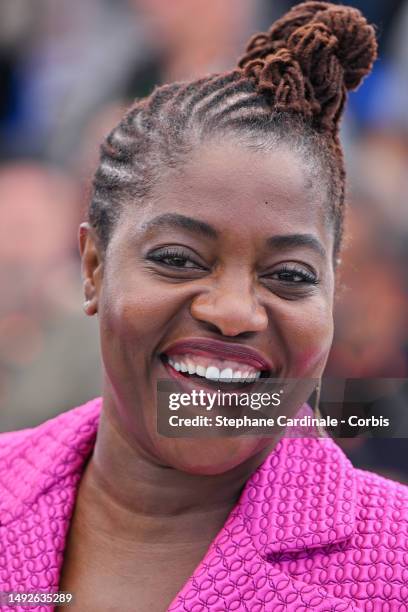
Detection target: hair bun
<box><xmin>286</xmin><ymin>2</ymin><xmax>378</xmax><ymax>90</ymax></box>
<box><xmin>239</xmin><ymin>1</ymin><xmax>377</xmax><ymax>131</ymax></box>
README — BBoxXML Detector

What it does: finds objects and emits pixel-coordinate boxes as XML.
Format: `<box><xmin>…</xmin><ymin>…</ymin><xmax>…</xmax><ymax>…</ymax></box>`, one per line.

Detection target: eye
<box><xmin>146</xmin><ymin>247</ymin><xmax>206</xmax><ymax>270</ymax></box>
<box><xmin>260</xmin><ymin>263</ymin><xmax>320</xmax><ymax>298</ymax></box>
<box><xmin>271</xmin><ymin>264</ymin><xmax>318</xmax><ymax>284</ymax></box>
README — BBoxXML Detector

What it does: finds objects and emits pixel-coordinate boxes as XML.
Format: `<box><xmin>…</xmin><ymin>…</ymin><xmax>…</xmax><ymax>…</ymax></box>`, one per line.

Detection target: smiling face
<box><xmin>81</xmin><ymin>136</ymin><xmax>335</xmax><ymax>474</ymax></box>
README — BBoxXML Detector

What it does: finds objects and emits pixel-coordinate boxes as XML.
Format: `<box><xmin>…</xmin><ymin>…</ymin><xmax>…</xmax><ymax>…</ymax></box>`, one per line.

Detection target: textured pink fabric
<box><xmin>0</xmin><ymin>397</ymin><xmax>407</xmax><ymax>611</ymax></box>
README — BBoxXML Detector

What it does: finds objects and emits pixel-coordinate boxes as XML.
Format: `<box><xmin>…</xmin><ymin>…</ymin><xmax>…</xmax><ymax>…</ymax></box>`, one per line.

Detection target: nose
<box><xmin>190</xmin><ymin>275</ymin><xmax>268</xmax><ymax>337</ymax></box>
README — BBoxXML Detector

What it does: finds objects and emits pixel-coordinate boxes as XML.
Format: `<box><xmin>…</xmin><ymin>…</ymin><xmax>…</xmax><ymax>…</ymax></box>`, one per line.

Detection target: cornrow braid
<box><xmin>89</xmin><ymin>1</ymin><xmax>377</xmax><ymax>258</ymax></box>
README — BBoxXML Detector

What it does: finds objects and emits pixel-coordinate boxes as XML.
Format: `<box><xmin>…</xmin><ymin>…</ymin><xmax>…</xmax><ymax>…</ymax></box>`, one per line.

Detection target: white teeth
<box><xmin>220</xmin><ymin>367</ymin><xmax>233</xmax><ymax>382</ymax></box>
<box><xmin>187</xmin><ymin>362</ymin><xmax>196</xmax><ymax>375</ymax></box>
<box><xmin>205</xmin><ymin>366</ymin><xmax>220</xmax><ymax>380</ymax></box>
<box><xmin>167</xmin><ymin>355</ymin><xmax>263</xmax><ymax>382</ymax></box>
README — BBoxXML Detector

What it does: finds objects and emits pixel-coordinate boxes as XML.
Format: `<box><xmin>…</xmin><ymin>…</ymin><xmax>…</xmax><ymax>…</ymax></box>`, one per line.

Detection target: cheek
<box><xmin>103</xmin><ymin>296</ymin><xmax>164</xmax><ymax>343</ymax></box>
<box><xmin>99</xmin><ymin>273</ymin><xmax>173</xmax><ymax>360</ymax></box>
<box><xmin>96</xmin><ymin>281</ymin><xmax>164</xmax><ymax>399</ymax></box>
<box><xmin>277</xmin><ymin>298</ymin><xmax>334</xmax><ymax>376</ymax></box>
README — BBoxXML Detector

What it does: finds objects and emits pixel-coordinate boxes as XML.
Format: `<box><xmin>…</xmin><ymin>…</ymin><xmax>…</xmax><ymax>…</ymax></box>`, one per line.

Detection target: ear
<box><xmin>79</xmin><ymin>222</ymin><xmax>104</xmax><ymax>316</ymax></box>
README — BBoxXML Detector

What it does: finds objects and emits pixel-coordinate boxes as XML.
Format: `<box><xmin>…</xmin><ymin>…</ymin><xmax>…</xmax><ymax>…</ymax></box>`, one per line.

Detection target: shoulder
<box><xmin>0</xmin><ymin>398</ymin><xmax>102</xmax><ymax>525</ymax></box>
<box><xmin>353</xmin><ymin>465</ymin><xmax>408</xmax><ymax>538</ymax></box>
<box><xmin>339</xmin><ymin>464</ymin><xmax>408</xmax><ymax>604</ymax></box>
<box><xmin>354</xmin><ymin>463</ymin><xmax>408</xmax><ymax>498</ymax></box>
<box><xmin>0</xmin><ymin>397</ymin><xmax>102</xmax><ymax>450</ymax></box>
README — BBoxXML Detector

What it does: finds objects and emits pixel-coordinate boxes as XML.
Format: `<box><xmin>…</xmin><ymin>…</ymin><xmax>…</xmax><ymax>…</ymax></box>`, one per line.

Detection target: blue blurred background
<box><xmin>0</xmin><ymin>0</ymin><xmax>407</xmax><ymax>480</ymax></box>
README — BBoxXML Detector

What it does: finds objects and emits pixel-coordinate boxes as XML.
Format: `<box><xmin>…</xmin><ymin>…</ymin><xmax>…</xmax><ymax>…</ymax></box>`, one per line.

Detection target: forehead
<box><xmin>121</xmin><ymin>138</ymin><xmax>332</xmax><ymax>249</ymax></box>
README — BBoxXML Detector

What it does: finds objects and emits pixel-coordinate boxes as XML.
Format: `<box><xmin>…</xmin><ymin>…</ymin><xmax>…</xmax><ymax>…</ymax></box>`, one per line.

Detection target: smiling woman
<box><xmin>1</xmin><ymin>2</ymin><xmax>408</xmax><ymax>612</ymax></box>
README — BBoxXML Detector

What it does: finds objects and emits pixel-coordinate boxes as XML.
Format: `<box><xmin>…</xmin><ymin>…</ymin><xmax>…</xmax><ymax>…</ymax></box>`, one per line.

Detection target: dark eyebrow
<box><xmin>266</xmin><ymin>234</ymin><xmax>326</xmax><ymax>258</ymax></box>
<box><xmin>141</xmin><ymin>213</ymin><xmax>218</xmax><ymax>240</ymax></box>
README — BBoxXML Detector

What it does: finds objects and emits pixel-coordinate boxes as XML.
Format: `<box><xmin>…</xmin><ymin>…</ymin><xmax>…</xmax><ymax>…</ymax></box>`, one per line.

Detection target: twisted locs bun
<box><xmin>238</xmin><ymin>1</ymin><xmax>377</xmax><ymax>132</ymax></box>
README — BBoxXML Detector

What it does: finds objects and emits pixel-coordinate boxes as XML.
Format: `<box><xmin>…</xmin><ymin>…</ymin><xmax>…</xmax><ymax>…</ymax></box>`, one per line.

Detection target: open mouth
<box><xmin>161</xmin><ymin>353</ymin><xmax>271</xmax><ymax>388</ymax></box>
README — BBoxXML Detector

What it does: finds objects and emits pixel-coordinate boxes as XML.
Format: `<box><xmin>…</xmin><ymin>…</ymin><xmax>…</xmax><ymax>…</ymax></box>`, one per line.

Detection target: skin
<box><xmin>58</xmin><ymin>137</ymin><xmax>336</xmax><ymax>611</ymax></box>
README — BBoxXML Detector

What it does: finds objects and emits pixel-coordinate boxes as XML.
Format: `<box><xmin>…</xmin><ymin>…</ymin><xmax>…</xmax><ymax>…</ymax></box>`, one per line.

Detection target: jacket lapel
<box><xmin>243</xmin><ymin>435</ymin><xmax>357</xmax><ymax>557</ymax></box>
<box><xmin>168</xmin><ymin>433</ymin><xmax>359</xmax><ymax>611</ymax></box>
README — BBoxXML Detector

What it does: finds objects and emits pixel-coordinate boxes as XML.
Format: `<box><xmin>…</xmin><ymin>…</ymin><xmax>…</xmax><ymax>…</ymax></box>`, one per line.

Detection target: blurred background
<box><xmin>0</xmin><ymin>0</ymin><xmax>407</xmax><ymax>481</ymax></box>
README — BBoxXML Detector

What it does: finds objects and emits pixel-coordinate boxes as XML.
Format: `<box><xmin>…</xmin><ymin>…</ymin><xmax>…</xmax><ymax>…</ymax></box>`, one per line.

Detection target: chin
<box><xmin>158</xmin><ymin>437</ymin><xmax>272</xmax><ymax>476</ymax></box>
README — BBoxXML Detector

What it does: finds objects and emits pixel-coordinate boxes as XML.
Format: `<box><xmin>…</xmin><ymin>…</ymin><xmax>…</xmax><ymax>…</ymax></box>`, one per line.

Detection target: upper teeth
<box><xmin>167</xmin><ymin>355</ymin><xmax>262</xmax><ymax>382</ymax></box>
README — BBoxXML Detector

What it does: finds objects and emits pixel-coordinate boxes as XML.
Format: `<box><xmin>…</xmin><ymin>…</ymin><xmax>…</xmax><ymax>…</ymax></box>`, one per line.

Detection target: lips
<box><xmin>161</xmin><ymin>338</ymin><xmax>275</xmax><ymax>373</ymax></box>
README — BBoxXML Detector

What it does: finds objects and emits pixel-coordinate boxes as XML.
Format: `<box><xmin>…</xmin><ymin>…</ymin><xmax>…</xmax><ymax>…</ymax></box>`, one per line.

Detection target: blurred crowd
<box><xmin>0</xmin><ymin>1</ymin><xmax>407</xmax><ymax>480</ymax></box>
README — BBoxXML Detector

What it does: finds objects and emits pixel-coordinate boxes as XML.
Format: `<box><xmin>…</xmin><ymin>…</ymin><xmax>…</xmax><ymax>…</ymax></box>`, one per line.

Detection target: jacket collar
<box><xmin>239</xmin><ymin>433</ymin><xmax>357</xmax><ymax>557</ymax></box>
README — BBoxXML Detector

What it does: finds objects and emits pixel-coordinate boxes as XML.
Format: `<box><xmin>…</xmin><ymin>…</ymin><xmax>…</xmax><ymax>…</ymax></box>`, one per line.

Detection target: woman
<box><xmin>1</xmin><ymin>2</ymin><xmax>407</xmax><ymax>611</ymax></box>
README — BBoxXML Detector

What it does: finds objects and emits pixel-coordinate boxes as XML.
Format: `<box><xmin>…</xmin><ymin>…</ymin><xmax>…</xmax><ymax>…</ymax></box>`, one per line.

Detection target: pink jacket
<box><xmin>0</xmin><ymin>397</ymin><xmax>407</xmax><ymax>611</ymax></box>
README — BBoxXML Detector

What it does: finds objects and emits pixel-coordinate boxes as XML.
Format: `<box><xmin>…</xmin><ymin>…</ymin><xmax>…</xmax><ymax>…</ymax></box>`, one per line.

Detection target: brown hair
<box><xmin>89</xmin><ymin>1</ymin><xmax>377</xmax><ymax>258</ymax></box>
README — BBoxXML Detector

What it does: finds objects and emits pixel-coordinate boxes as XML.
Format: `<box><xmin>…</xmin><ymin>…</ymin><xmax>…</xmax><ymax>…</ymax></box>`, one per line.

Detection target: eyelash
<box><xmin>268</xmin><ymin>264</ymin><xmax>319</xmax><ymax>285</ymax></box>
<box><xmin>147</xmin><ymin>247</ymin><xmax>204</xmax><ymax>269</ymax></box>
<box><xmin>147</xmin><ymin>248</ymin><xmax>319</xmax><ymax>284</ymax></box>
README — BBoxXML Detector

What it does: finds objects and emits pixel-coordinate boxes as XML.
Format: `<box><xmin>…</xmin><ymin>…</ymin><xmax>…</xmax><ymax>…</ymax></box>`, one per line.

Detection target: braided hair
<box><xmin>89</xmin><ymin>1</ymin><xmax>377</xmax><ymax>259</ymax></box>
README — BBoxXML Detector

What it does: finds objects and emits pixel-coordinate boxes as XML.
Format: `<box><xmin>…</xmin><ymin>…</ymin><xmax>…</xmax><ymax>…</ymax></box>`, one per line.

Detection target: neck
<box><xmin>77</xmin><ymin>401</ymin><xmax>274</xmax><ymax>547</ymax></box>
